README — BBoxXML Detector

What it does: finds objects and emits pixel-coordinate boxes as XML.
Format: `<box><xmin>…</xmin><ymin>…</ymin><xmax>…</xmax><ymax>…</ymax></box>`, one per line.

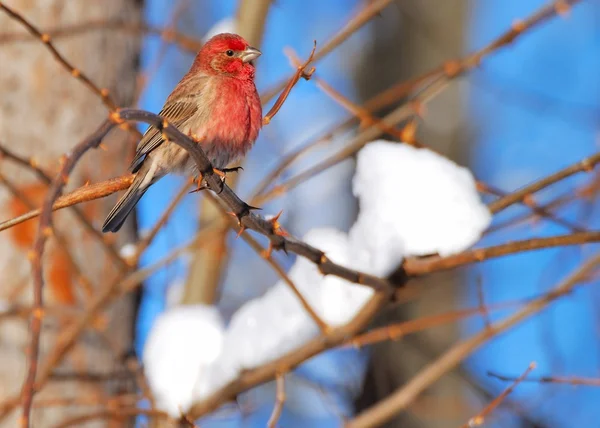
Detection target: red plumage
<box><xmin>103</xmin><ymin>33</ymin><xmax>262</xmax><ymax>233</ymax></box>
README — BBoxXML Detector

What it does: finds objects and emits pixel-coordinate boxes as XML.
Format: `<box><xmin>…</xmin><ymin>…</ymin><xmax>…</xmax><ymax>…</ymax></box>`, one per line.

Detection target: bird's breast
<box><xmin>194</xmin><ymin>77</ymin><xmax>261</xmax><ymax>152</ymax></box>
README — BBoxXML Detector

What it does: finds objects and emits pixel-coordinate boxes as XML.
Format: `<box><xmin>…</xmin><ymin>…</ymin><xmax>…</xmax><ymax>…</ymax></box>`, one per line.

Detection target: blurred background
<box><xmin>1</xmin><ymin>0</ymin><xmax>600</xmax><ymax>427</ymax></box>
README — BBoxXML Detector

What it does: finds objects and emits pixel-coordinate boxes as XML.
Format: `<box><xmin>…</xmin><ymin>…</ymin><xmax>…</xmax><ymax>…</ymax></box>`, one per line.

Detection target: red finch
<box><xmin>102</xmin><ymin>33</ymin><xmax>262</xmax><ymax>233</ymax></box>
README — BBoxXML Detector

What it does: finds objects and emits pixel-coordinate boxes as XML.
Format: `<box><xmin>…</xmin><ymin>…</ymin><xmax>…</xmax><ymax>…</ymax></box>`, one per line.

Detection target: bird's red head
<box><xmin>193</xmin><ymin>33</ymin><xmax>261</xmax><ymax>80</ymax></box>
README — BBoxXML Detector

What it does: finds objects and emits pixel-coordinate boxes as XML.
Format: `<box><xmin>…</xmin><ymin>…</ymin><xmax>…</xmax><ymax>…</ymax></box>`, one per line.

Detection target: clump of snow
<box><xmin>289</xmin><ymin>229</ymin><xmax>374</xmax><ymax>326</ymax></box>
<box><xmin>351</xmin><ymin>140</ymin><xmax>491</xmax><ymax>258</ymax></box>
<box><xmin>214</xmin><ymin>229</ymin><xmax>374</xmax><ymax>378</ymax></box>
<box><xmin>143</xmin><ymin>305</ymin><xmax>224</xmax><ymax>417</ymax></box>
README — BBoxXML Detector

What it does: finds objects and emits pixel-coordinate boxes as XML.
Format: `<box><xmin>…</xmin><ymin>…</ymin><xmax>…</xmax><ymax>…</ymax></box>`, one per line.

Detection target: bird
<box><xmin>102</xmin><ymin>33</ymin><xmax>263</xmax><ymax>233</ymax></box>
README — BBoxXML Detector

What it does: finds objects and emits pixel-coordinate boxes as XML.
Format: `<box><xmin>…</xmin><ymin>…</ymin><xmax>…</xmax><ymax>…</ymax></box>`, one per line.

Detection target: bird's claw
<box><xmin>213</xmin><ymin>166</ymin><xmax>243</xmax><ymax>181</ymax></box>
<box><xmin>189</xmin><ymin>175</ymin><xmax>208</xmax><ymax>193</ymax></box>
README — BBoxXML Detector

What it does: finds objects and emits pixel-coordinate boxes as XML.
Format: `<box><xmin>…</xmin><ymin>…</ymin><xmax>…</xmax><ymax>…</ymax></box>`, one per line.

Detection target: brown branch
<box><xmin>347</xmin><ymin>298</ymin><xmax>531</xmax><ymax>349</ymax></box>
<box><xmin>346</xmin><ymin>251</ymin><xmax>600</xmax><ymax>428</ymax></box>
<box><xmin>403</xmin><ymin>231</ymin><xmax>600</xmax><ymax>275</ymax></box>
<box><xmin>488</xmin><ymin>151</ymin><xmax>600</xmax><ymax>214</ymax></box>
<box><xmin>481</xmin><ymin>182</ymin><xmax>587</xmax><ymax>233</ymax></box>
<box><xmin>0</xmin><ymin>175</ymin><xmax>133</xmax><ymax>233</ymax></box>
<box><xmin>0</xmin><ymin>2</ymin><xmax>117</xmax><ymax>110</ymax></box>
<box><xmin>462</xmin><ymin>362</ymin><xmax>536</xmax><ymax>428</ymax></box>
<box><xmin>261</xmin><ymin>0</ymin><xmax>394</xmax><ymax>104</ymax></box>
<box><xmin>487</xmin><ymin>372</ymin><xmax>600</xmax><ymax>387</ymax></box>
<box><xmin>0</xmin><ymin>19</ymin><xmax>203</xmax><ymax>53</ymax></box>
<box><xmin>262</xmin><ymin>42</ymin><xmax>316</xmax><ymax>125</ymax></box>
<box><xmin>20</xmin><ymin>118</ymin><xmax>115</xmax><ymax>428</ymax></box>
<box><xmin>0</xmin><ymin>2</ymin><xmax>141</xmax><ymax>139</ymax></box>
<box><xmin>51</xmin><ymin>407</ymin><xmax>170</xmax><ymax>428</ymax></box>
<box><xmin>267</xmin><ymin>374</ymin><xmax>286</xmax><ymax>428</ymax></box>
<box><xmin>0</xmin><ymin>142</ymin><xmax>127</xmax><ymax>267</ymax></box>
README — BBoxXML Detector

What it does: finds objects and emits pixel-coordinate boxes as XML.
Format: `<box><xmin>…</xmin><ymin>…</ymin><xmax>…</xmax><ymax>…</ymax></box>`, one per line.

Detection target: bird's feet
<box><xmin>189</xmin><ymin>167</ymin><xmax>243</xmax><ymax>194</ymax></box>
<box><xmin>213</xmin><ymin>166</ymin><xmax>244</xmax><ymax>180</ymax></box>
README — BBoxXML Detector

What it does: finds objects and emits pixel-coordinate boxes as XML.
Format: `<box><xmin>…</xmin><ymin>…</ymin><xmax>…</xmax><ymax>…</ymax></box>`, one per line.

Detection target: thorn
<box><xmin>189</xmin><ymin>185</ymin><xmax>208</xmax><ymax>194</ymax></box>
<box><xmin>267</xmin><ymin>210</ymin><xmax>289</xmax><ymax>237</ymax></box>
<box><xmin>235</xmin><ymin>225</ymin><xmax>247</xmax><ymax>238</ymax></box>
<box><xmin>512</xmin><ymin>19</ymin><xmax>526</xmax><ymax>33</ymax></box>
<box><xmin>189</xmin><ymin>175</ymin><xmax>207</xmax><ymax>193</ymax></box>
<box><xmin>261</xmin><ymin>242</ymin><xmax>274</xmax><ymax>259</ymax></box>
<box><xmin>443</xmin><ymin>60</ymin><xmax>461</xmax><ymax>78</ymax></box>
<box><xmin>226</xmin><ymin>211</ymin><xmax>243</xmax><ymax>228</ymax></box>
<box><xmin>109</xmin><ymin>111</ymin><xmax>123</xmax><ymax>124</ymax></box>
<box><xmin>245</xmin><ymin>204</ymin><xmax>262</xmax><ymax>212</ymax></box>
<box><xmin>400</xmin><ymin>120</ymin><xmax>417</xmax><ymax>145</ymax></box>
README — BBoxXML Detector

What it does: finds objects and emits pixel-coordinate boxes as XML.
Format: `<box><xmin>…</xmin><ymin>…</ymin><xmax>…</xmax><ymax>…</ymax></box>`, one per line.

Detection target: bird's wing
<box><xmin>129</xmin><ymin>98</ymin><xmax>199</xmax><ymax>173</ymax></box>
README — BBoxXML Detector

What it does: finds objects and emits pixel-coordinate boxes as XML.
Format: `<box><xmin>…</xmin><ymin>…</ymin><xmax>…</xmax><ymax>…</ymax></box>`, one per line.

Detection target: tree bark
<box><xmin>0</xmin><ymin>0</ymin><xmax>141</xmax><ymax>426</ymax></box>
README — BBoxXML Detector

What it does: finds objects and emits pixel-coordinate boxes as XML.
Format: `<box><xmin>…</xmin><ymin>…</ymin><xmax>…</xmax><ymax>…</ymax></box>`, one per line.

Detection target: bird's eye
<box><xmin>226</xmin><ymin>50</ymin><xmax>234</xmax><ymax>57</ymax></box>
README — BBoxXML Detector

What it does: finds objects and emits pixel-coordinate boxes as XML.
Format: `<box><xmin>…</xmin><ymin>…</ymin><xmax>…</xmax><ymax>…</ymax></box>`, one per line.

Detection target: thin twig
<box><xmin>0</xmin><ymin>142</ymin><xmax>127</xmax><ymax>267</ymax></box>
<box><xmin>489</xmin><ymin>152</ymin><xmax>600</xmax><ymax>214</ymax></box>
<box><xmin>262</xmin><ymin>42</ymin><xmax>316</xmax><ymax>125</ymax></box>
<box><xmin>487</xmin><ymin>372</ymin><xmax>600</xmax><ymax>387</ymax></box>
<box><xmin>0</xmin><ymin>2</ymin><xmax>116</xmax><ymax>110</ymax></box>
<box><xmin>347</xmin><ymin>297</ymin><xmax>531</xmax><ymax>349</ymax></box>
<box><xmin>0</xmin><ymin>2</ymin><xmax>140</xmax><ymax>138</ymax></box>
<box><xmin>0</xmin><ymin>19</ymin><xmax>203</xmax><ymax>53</ymax></box>
<box><xmin>260</xmin><ymin>0</ymin><xmax>395</xmax><ymax>103</ymax></box>
<box><xmin>267</xmin><ymin>374</ymin><xmax>286</xmax><ymax>428</ymax></box>
<box><xmin>403</xmin><ymin>231</ymin><xmax>600</xmax><ymax>275</ymax></box>
<box><xmin>462</xmin><ymin>362</ymin><xmax>536</xmax><ymax>428</ymax></box>
<box><xmin>0</xmin><ymin>175</ymin><xmax>134</xmax><ymax>233</ymax></box>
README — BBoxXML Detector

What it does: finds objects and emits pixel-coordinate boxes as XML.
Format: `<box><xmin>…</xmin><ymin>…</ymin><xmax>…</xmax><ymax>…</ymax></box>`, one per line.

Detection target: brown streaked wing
<box><xmin>129</xmin><ymin>100</ymin><xmax>198</xmax><ymax>172</ymax></box>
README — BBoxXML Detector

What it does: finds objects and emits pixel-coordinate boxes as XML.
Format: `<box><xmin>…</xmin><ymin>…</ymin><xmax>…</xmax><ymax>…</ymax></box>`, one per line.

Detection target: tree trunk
<box><xmin>0</xmin><ymin>0</ymin><xmax>141</xmax><ymax>426</ymax></box>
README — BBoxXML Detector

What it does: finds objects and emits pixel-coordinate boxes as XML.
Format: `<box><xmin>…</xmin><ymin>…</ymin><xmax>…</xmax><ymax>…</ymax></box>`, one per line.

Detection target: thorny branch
<box><xmin>20</xmin><ymin>108</ymin><xmax>395</xmax><ymax>426</ymax></box>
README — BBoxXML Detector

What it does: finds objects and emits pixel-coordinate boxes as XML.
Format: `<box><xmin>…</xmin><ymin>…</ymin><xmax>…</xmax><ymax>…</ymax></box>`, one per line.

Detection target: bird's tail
<box><xmin>102</xmin><ymin>164</ymin><xmax>155</xmax><ymax>233</ymax></box>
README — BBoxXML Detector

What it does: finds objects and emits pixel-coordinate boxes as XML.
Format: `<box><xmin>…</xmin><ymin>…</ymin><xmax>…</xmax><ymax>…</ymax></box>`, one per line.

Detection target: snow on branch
<box><xmin>352</xmin><ymin>141</ymin><xmax>491</xmax><ymax>259</ymax></box>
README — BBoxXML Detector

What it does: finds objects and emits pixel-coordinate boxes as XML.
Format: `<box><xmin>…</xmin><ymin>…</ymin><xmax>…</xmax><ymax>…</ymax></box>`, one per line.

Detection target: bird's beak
<box><xmin>241</xmin><ymin>46</ymin><xmax>261</xmax><ymax>63</ymax></box>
